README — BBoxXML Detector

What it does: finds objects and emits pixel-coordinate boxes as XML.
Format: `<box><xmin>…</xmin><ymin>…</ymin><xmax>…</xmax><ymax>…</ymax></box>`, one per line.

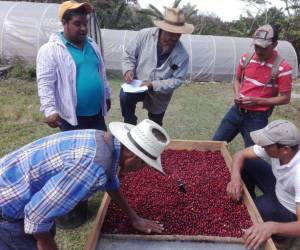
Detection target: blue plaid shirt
<box><xmin>0</xmin><ymin>130</ymin><xmax>120</xmax><ymax>234</ymax></box>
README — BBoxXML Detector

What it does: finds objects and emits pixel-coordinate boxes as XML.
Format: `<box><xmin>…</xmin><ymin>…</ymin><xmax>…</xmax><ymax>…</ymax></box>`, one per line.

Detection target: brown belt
<box><xmin>236</xmin><ymin>105</ymin><xmax>268</xmax><ymax>114</ymax></box>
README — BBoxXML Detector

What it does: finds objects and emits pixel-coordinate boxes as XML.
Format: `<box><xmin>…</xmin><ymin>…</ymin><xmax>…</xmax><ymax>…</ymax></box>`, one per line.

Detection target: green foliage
<box><xmin>238</xmin><ymin>0</ymin><xmax>300</xmax><ymax>59</ymax></box>
<box><xmin>31</xmin><ymin>0</ymin><xmax>300</xmax><ymax>60</ymax></box>
<box><xmin>137</xmin><ymin>4</ymin><xmax>164</xmax><ymax>20</ymax></box>
<box><xmin>91</xmin><ymin>0</ymin><xmax>152</xmax><ymax>30</ymax></box>
<box><xmin>8</xmin><ymin>63</ymin><xmax>36</xmax><ymax>81</ymax></box>
<box><xmin>172</xmin><ymin>0</ymin><xmax>182</xmax><ymax>8</ymax></box>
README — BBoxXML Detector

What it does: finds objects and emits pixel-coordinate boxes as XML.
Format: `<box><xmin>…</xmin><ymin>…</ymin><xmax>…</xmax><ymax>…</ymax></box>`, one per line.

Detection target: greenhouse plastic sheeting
<box><xmin>102</xmin><ymin>29</ymin><xmax>298</xmax><ymax>82</ymax></box>
<box><xmin>0</xmin><ymin>1</ymin><xmax>100</xmax><ymax>63</ymax></box>
<box><xmin>0</xmin><ymin>1</ymin><xmax>298</xmax><ymax>82</ymax></box>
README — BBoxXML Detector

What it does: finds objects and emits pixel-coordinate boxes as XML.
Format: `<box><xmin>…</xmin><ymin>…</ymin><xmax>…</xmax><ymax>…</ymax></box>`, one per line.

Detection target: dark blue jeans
<box><xmin>59</xmin><ymin>111</ymin><xmax>107</xmax><ymax>131</ymax></box>
<box><xmin>119</xmin><ymin>89</ymin><xmax>165</xmax><ymax>126</ymax></box>
<box><xmin>0</xmin><ymin>220</ymin><xmax>37</xmax><ymax>250</ymax></box>
<box><xmin>241</xmin><ymin>159</ymin><xmax>296</xmax><ymax>223</ymax></box>
<box><xmin>0</xmin><ymin>218</ymin><xmax>55</xmax><ymax>250</ymax></box>
<box><xmin>213</xmin><ymin>105</ymin><xmax>269</xmax><ymax>147</ymax></box>
<box><xmin>242</xmin><ymin>159</ymin><xmax>276</xmax><ymax>198</ymax></box>
<box><xmin>255</xmin><ymin>194</ymin><xmax>297</xmax><ymax>223</ymax></box>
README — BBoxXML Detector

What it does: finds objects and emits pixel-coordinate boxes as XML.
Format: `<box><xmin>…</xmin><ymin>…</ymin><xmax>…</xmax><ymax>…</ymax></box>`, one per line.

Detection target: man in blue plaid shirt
<box><xmin>0</xmin><ymin>119</ymin><xmax>170</xmax><ymax>250</ymax></box>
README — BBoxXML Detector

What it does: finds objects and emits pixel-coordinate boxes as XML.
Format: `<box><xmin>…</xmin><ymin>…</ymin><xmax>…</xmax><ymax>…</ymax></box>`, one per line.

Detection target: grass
<box><xmin>1</xmin><ymin>75</ymin><xmax>300</xmax><ymax>250</ymax></box>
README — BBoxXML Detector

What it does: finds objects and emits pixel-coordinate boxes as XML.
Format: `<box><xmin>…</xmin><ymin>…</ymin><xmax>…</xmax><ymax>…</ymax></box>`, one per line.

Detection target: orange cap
<box><xmin>58</xmin><ymin>1</ymin><xmax>93</xmax><ymax>21</ymax></box>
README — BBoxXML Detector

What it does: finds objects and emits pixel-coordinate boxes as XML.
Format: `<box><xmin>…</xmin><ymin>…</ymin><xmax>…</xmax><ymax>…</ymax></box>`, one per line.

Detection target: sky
<box><xmin>138</xmin><ymin>0</ymin><xmax>286</xmax><ymax>22</ymax></box>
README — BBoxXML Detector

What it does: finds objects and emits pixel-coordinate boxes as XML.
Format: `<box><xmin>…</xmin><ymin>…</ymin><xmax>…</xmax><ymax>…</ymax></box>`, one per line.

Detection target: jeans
<box><xmin>0</xmin><ymin>219</ymin><xmax>56</xmax><ymax>250</ymax></box>
<box><xmin>255</xmin><ymin>194</ymin><xmax>297</xmax><ymax>223</ymax></box>
<box><xmin>59</xmin><ymin>111</ymin><xmax>107</xmax><ymax>131</ymax></box>
<box><xmin>0</xmin><ymin>220</ymin><xmax>37</xmax><ymax>250</ymax></box>
<box><xmin>213</xmin><ymin>105</ymin><xmax>269</xmax><ymax>147</ymax></box>
<box><xmin>241</xmin><ymin>159</ymin><xmax>276</xmax><ymax>198</ymax></box>
<box><xmin>241</xmin><ymin>159</ymin><xmax>296</xmax><ymax>223</ymax></box>
<box><xmin>119</xmin><ymin>89</ymin><xmax>165</xmax><ymax>126</ymax></box>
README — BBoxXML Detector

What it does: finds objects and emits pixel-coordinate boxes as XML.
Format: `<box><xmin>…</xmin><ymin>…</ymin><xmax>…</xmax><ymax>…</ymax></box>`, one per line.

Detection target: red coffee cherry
<box><xmin>102</xmin><ymin>150</ymin><xmax>252</xmax><ymax>237</ymax></box>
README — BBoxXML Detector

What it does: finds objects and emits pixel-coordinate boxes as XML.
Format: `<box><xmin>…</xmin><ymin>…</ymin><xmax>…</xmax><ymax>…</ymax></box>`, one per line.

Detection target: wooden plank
<box><xmin>167</xmin><ymin>140</ymin><xmax>223</xmax><ymax>151</ymax></box>
<box><xmin>85</xmin><ymin>140</ymin><xmax>277</xmax><ymax>250</ymax></box>
<box><xmin>85</xmin><ymin>193</ymin><xmax>111</xmax><ymax>250</ymax></box>
<box><xmin>102</xmin><ymin>233</ymin><xmax>243</xmax><ymax>243</ymax></box>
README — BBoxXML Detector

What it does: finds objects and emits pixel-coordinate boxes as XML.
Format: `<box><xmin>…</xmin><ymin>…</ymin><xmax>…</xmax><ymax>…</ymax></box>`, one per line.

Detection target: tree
<box><xmin>136</xmin><ymin>0</ymin><xmax>204</xmax><ymax>34</ymax></box>
<box><xmin>240</xmin><ymin>0</ymin><xmax>300</xmax><ymax>58</ymax></box>
<box><xmin>280</xmin><ymin>0</ymin><xmax>300</xmax><ymax>16</ymax></box>
<box><xmin>137</xmin><ymin>0</ymin><xmax>183</xmax><ymax>20</ymax></box>
<box><xmin>91</xmin><ymin>0</ymin><xmax>147</xmax><ymax>30</ymax></box>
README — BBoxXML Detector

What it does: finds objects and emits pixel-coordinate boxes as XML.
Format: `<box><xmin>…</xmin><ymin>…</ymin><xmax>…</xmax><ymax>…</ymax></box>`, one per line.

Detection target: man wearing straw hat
<box><xmin>120</xmin><ymin>7</ymin><xmax>194</xmax><ymax>126</ymax></box>
<box><xmin>0</xmin><ymin>119</ymin><xmax>169</xmax><ymax>250</ymax></box>
<box><xmin>227</xmin><ymin>120</ymin><xmax>300</xmax><ymax>249</ymax></box>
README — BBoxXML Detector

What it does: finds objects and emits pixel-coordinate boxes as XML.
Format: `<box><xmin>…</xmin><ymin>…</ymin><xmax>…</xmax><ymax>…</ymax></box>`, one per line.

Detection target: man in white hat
<box><xmin>213</xmin><ymin>24</ymin><xmax>292</xmax><ymax>148</ymax></box>
<box><xmin>226</xmin><ymin>120</ymin><xmax>300</xmax><ymax>249</ymax></box>
<box><xmin>120</xmin><ymin>7</ymin><xmax>194</xmax><ymax>126</ymax></box>
<box><xmin>0</xmin><ymin>119</ymin><xmax>169</xmax><ymax>250</ymax></box>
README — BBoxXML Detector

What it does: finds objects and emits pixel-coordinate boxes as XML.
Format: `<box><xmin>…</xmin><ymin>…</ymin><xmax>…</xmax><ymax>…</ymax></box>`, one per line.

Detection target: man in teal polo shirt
<box><xmin>59</xmin><ymin>33</ymin><xmax>104</xmax><ymax>118</ymax></box>
<box><xmin>36</xmin><ymin>1</ymin><xmax>111</xmax><ymax>228</ymax></box>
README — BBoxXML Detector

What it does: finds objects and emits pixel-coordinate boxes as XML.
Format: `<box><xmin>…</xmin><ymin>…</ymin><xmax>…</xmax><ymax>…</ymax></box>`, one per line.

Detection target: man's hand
<box><xmin>132</xmin><ymin>216</ymin><xmax>164</xmax><ymax>234</ymax></box>
<box><xmin>239</xmin><ymin>96</ymin><xmax>260</xmax><ymax>106</ymax></box>
<box><xmin>124</xmin><ymin>70</ymin><xmax>134</xmax><ymax>83</ymax></box>
<box><xmin>139</xmin><ymin>81</ymin><xmax>153</xmax><ymax>91</ymax></box>
<box><xmin>243</xmin><ymin>222</ymin><xmax>275</xmax><ymax>250</ymax></box>
<box><xmin>107</xmin><ymin>190</ymin><xmax>163</xmax><ymax>235</ymax></box>
<box><xmin>234</xmin><ymin>93</ymin><xmax>243</xmax><ymax>105</ymax></box>
<box><xmin>44</xmin><ymin>113</ymin><xmax>60</xmax><ymax>128</ymax></box>
<box><xmin>34</xmin><ymin>232</ymin><xmax>58</xmax><ymax>250</ymax></box>
<box><xmin>226</xmin><ymin>177</ymin><xmax>243</xmax><ymax>201</ymax></box>
<box><xmin>106</xmin><ymin>99</ymin><xmax>111</xmax><ymax>112</ymax></box>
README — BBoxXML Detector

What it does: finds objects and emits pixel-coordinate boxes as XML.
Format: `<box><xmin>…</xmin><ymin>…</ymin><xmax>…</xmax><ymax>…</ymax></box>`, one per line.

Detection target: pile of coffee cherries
<box><xmin>102</xmin><ymin>150</ymin><xmax>252</xmax><ymax>237</ymax></box>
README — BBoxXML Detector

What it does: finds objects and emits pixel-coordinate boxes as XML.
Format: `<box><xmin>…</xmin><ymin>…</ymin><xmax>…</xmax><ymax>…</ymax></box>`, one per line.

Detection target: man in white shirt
<box><xmin>227</xmin><ymin>120</ymin><xmax>300</xmax><ymax>250</ymax></box>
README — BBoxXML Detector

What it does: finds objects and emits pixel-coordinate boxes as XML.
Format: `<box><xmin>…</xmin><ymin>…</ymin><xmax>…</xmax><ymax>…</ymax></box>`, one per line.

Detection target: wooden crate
<box><xmin>85</xmin><ymin>140</ymin><xmax>277</xmax><ymax>250</ymax></box>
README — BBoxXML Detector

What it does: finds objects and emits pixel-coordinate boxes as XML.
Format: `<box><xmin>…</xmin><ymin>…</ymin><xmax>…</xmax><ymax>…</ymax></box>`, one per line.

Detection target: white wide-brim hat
<box><xmin>109</xmin><ymin>119</ymin><xmax>170</xmax><ymax>174</ymax></box>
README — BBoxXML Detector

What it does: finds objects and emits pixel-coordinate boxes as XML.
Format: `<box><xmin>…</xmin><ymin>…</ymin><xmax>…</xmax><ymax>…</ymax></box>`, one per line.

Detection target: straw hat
<box><xmin>153</xmin><ymin>7</ymin><xmax>194</xmax><ymax>34</ymax></box>
<box><xmin>109</xmin><ymin>119</ymin><xmax>170</xmax><ymax>174</ymax></box>
<box><xmin>58</xmin><ymin>1</ymin><xmax>93</xmax><ymax>21</ymax></box>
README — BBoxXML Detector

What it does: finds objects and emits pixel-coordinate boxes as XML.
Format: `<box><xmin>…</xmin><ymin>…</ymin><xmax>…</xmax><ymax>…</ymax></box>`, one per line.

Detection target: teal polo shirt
<box><xmin>60</xmin><ymin>33</ymin><xmax>104</xmax><ymax>116</ymax></box>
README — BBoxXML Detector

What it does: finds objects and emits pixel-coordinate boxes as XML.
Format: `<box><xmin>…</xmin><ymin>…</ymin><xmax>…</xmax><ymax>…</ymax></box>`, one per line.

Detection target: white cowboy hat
<box><xmin>153</xmin><ymin>7</ymin><xmax>194</xmax><ymax>34</ymax></box>
<box><xmin>109</xmin><ymin>119</ymin><xmax>170</xmax><ymax>174</ymax></box>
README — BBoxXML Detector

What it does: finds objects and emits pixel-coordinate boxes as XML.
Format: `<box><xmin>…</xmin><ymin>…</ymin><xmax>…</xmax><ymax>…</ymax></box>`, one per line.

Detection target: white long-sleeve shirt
<box><xmin>37</xmin><ymin>33</ymin><xmax>111</xmax><ymax>126</ymax></box>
